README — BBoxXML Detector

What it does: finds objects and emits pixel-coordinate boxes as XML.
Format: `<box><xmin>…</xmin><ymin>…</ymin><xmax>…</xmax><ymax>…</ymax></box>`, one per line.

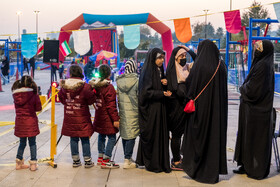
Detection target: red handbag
<box><xmin>184</xmin><ymin>61</ymin><xmax>221</xmax><ymax>113</ymax></box>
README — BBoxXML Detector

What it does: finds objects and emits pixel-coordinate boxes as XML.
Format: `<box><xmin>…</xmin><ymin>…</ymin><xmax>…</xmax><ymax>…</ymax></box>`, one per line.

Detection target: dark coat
<box><xmin>136</xmin><ymin>48</ymin><xmax>171</xmax><ymax>173</ymax></box>
<box><xmin>58</xmin><ymin>78</ymin><xmax>96</xmax><ymax>137</ymax></box>
<box><xmin>234</xmin><ymin>40</ymin><xmax>275</xmax><ymax>180</ymax></box>
<box><xmin>181</xmin><ymin>40</ymin><xmax>228</xmax><ymax>184</ymax></box>
<box><xmin>89</xmin><ymin>79</ymin><xmax>119</xmax><ymax>135</ymax></box>
<box><xmin>13</xmin><ymin>88</ymin><xmax>42</xmax><ymax>137</ymax></box>
<box><xmin>1</xmin><ymin>58</ymin><xmax>9</xmax><ymax>76</ymax></box>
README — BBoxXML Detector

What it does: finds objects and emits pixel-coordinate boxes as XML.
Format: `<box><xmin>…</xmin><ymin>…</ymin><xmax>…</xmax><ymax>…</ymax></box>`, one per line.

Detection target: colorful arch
<box><xmin>58</xmin><ymin>13</ymin><xmax>173</xmax><ymax>63</ymax></box>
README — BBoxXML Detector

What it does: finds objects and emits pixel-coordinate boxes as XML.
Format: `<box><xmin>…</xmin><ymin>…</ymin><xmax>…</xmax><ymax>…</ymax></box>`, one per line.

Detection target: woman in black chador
<box><xmin>181</xmin><ymin>39</ymin><xmax>228</xmax><ymax>184</ymax></box>
<box><xmin>136</xmin><ymin>48</ymin><xmax>172</xmax><ymax>173</ymax></box>
<box><xmin>166</xmin><ymin>46</ymin><xmax>196</xmax><ymax>170</ymax></box>
<box><xmin>233</xmin><ymin>40</ymin><xmax>275</xmax><ymax>180</ymax></box>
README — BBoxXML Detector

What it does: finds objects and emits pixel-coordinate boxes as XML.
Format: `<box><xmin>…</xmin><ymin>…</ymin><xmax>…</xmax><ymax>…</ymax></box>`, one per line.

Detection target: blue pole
<box><xmin>225</xmin><ymin>31</ymin><xmax>230</xmax><ymax>69</ymax></box>
<box><xmin>248</xmin><ymin>18</ymin><xmax>253</xmax><ymax>71</ymax></box>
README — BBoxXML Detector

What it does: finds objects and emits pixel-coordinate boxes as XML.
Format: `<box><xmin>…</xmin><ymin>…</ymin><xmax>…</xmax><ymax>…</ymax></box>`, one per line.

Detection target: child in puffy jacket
<box><xmin>58</xmin><ymin>65</ymin><xmax>96</xmax><ymax>168</ymax></box>
<box><xmin>116</xmin><ymin>60</ymin><xmax>139</xmax><ymax>169</ymax></box>
<box><xmin>89</xmin><ymin>64</ymin><xmax>120</xmax><ymax>169</ymax></box>
<box><xmin>12</xmin><ymin>75</ymin><xmax>42</xmax><ymax>171</ymax></box>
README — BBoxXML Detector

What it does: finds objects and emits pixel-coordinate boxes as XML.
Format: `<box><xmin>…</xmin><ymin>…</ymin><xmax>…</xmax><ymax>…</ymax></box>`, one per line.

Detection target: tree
<box><xmin>215</xmin><ymin>27</ymin><xmax>224</xmax><ymax>39</ymax></box>
<box><xmin>241</xmin><ymin>1</ymin><xmax>269</xmax><ymax>32</ymax></box>
<box><xmin>191</xmin><ymin>22</ymin><xmax>215</xmax><ymax>41</ymax></box>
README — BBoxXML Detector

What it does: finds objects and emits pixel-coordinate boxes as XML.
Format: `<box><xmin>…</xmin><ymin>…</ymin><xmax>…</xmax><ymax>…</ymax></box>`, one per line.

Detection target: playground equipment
<box><xmin>186</xmin><ymin>38</ymin><xmax>221</xmax><ymax>50</ymax></box>
<box><xmin>225</xmin><ymin>18</ymin><xmax>280</xmax><ymax>93</ymax></box>
<box><xmin>0</xmin><ymin>39</ymin><xmax>23</xmax><ymax>77</ymax></box>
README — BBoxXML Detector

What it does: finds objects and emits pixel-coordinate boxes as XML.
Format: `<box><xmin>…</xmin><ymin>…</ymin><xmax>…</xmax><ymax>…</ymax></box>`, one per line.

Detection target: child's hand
<box><xmin>113</xmin><ymin>121</ymin><xmax>120</xmax><ymax>129</ymax></box>
<box><xmin>161</xmin><ymin>79</ymin><xmax>167</xmax><ymax>85</ymax></box>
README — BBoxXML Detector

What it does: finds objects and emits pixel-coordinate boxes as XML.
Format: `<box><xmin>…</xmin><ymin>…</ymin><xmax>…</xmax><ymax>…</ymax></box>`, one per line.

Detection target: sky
<box><xmin>0</xmin><ymin>0</ymin><xmax>278</xmax><ymax>40</ymax></box>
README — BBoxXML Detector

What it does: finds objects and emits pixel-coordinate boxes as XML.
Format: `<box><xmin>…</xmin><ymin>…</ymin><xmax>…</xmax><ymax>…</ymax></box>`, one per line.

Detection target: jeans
<box><xmin>70</xmin><ymin>137</ymin><xmax>91</xmax><ymax>160</ymax></box>
<box><xmin>98</xmin><ymin>134</ymin><xmax>116</xmax><ymax>159</ymax></box>
<box><xmin>122</xmin><ymin>138</ymin><xmax>136</xmax><ymax>159</ymax></box>
<box><xmin>16</xmin><ymin>136</ymin><xmax>37</xmax><ymax>161</ymax></box>
<box><xmin>2</xmin><ymin>75</ymin><xmax>8</xmax><ymax>85</ymax></box>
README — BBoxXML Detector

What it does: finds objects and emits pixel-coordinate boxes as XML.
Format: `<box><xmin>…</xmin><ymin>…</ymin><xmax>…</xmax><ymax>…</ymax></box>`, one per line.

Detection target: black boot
<box><xmin>233</xmin><ymin>165</ymin><xmax>245</xmax><ymax>174</ymax></box>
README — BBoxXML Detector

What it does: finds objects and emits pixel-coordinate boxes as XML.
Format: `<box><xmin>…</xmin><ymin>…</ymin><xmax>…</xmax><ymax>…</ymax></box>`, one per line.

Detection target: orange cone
<box><xmin>16</xmin><ymin>68</ymin><xmax>19</xmax><ymax>80</ymax></box>
<box><xmin>0</xmin><ymin>75</ymin><xmax>3</xmax><ymax>92</ymax></box>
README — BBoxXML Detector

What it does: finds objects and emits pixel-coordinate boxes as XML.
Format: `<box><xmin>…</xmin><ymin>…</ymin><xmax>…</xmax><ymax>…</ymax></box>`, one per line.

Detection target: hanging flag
<box><xmin>21</xmin><ymin>34</ymin><xmax>38</xmax><ymax>58</ymax></box>
<box><xmin>124</xmin><ymin>25</ymin><xmax>140</xmax><ymax>49</ymax></box>
<box><xmin>274</xmin><ymin>3</ymin><xmax>280</xmax><ymax>22</ymax></box>
<box><xmin>59</xmin><ymin>40</ymin><xmax>72</xmax><ymax>57</ymax></box>
<box><xmin>174</xmin><ymin>18</ymin><xmax>192</xmax><ymax>43</ymax></box>
<box><xmin>73</xmin><ymin>29</ymin><xmax>91</xmax><ymax>56</ymax></box>
<box><xmin>43</xmin><ymin>40</ymin><xmax>59</xmax><ymax>68</ymax></box>
<box><xmin>37</xmin><ymin>39</ymin><xmax>44</xmax><ymax>55</ymax></box>
<box><xmin>224</xmin><ymin>10</ymin><xmax>242</xmax><ymax>34</ymax></box>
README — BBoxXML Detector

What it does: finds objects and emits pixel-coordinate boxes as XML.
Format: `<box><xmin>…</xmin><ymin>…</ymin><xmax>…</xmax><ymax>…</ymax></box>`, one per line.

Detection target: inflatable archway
<box><xmin>58</xmin><ymin>13</ymin><xmax>173</xmax><ymax>63</ymax></box>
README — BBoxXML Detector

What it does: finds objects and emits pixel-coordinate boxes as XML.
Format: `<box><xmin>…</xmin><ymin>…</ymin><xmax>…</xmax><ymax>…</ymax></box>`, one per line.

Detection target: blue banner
<box><xmin>124</xmin><ymin>25</ymin><xmax>140</xmax><ymax>49</ymax></box>
<box><xmin>21</xmin><ymin>34</ymin><xmax>38</xmax><ymax>58</ymax></box>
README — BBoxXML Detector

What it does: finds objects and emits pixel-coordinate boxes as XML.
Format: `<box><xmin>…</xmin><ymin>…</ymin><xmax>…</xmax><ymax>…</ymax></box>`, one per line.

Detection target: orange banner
<box><xmin>174</xmin><ymin>18</ymin><xmax>192</xmax><ymax>43</ymax></box>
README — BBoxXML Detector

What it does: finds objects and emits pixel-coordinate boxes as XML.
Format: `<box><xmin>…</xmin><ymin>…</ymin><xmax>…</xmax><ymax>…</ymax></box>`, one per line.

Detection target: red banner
<box><xmin>224</xmin><ymin>10</ymin><xmax>242</xmax><ymax>34</ymax></box>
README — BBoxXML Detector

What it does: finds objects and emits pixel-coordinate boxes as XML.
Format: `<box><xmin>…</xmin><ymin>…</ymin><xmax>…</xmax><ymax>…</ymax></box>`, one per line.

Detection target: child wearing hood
<box><xmin>89</xmin><ymin>64</ymin><xmax>120</xmax><ymax>169</ymax></box>
<box><xmin>12</xmin><ymin>75</ymin><xmax>42</xmax><ymax>171</ymax></box>
<box><xmin>58</xmin><ymin>65</ymin><xmax>96</xmax><ymax>168</ymax></box>
<box><xmin>116</xmin><ymin>59</ymin><xmax>139</xmax><ymax>169</ymax></box>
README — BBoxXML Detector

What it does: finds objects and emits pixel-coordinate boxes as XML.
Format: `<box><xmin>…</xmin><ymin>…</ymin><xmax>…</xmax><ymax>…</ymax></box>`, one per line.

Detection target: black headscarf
<box><xmin>185</xmin><ymin>39</ymin><xmax>221</xmax><ymax>100</ymax></box>
<box><xmin>241</xmin><ymin>40</ymin><xmax>274</xmax><ymax>103</ymax></box>
<box><xmin>139</xmin><ymin>48</ymin><xmax>165</xmax><ymax>107</ymax></box>
<box><xmin>166</xmin><ymin>47</ymin><xmax>182</xmax><ymax>92</ymax></box>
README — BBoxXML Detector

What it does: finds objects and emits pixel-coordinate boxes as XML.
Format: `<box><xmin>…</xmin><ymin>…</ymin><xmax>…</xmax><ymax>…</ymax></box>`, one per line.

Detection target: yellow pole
<box><xmin>48</xmin><ymin>83</ymin><xmax>57</xmax><ymax>168</ymax></box>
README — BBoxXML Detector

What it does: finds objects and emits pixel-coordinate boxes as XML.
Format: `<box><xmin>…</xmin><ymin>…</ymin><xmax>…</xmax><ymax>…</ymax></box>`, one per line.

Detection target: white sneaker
<box><xmin>123</xmin><ymin>159</ymin><xmax>136</xmax><ymax>169</ymax></box>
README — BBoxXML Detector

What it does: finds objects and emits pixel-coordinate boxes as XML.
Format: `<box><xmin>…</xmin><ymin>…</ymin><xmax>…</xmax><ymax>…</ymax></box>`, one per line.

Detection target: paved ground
<box><xmin>0</xmin><ymin>70</ymin><xmax>280</xmax><ymax>187</ymax></box>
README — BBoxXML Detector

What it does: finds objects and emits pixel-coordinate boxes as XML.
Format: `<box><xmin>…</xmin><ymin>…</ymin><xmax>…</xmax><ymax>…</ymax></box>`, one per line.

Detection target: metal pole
<box><xmin>248</xmin><ymin>18</ymin><xmax>253</xmax><ymax>71</ymax></box>
<box><xmin>230</xmin><ymin>0</ymin><xmax>232</xmax><ymax>10</ymax></box>
<box><xmin>226</xmin><ymin>32</ymin><xmax>230</xmax><ymax>69</ymax></box>
<box><xmin>203</xmin><ymin>10</ymin><xmax>209</xmax><ymax>39</ymax></box>
<box><xmin>18</xmin><ymin>14</ymin><xmax>20</xmax><ymax>41</ymax></box>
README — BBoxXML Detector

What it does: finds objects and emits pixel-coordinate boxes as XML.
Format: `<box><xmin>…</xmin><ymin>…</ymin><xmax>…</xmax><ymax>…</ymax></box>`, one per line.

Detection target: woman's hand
<box><xmin>164</xmin><ymin>90</ymin><xmax>172</xmax><ymax>97</ymax></box>
<box><xmin>161</xmin><ymin>79</ymin><xmax>167</xmax><ymax>85</ymax></box>
<box><xmin>178</xmin><ymin>45</ymin><xmax>190</xmax><ymax>51</ymax></box>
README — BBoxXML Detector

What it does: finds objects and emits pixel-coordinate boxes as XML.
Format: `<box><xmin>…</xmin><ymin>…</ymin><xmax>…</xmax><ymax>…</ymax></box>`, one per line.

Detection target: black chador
<box><xmin>233</xmin><ymin>40</ymin><xmax>275</xmax><ymax>180</ymax></box>
<box><xmin>181</xmin><ymin>40</ymin><xmax>228</xmax><ymax>184</ymax></box>
<box><xmin>166</xmin><ymin>47</ymin><xmax>196</xmax><ymax>166</ymax></box>
<box><xmin>136</xmin><ymin>48</ymin><xmax>171</xmax><ymax>173</ymax></box>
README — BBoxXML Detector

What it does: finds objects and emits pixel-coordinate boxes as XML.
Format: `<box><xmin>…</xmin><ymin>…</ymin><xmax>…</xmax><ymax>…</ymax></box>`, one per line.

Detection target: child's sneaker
<box><xmin>101</xmin><ymin>159</ymin><xmax>120</xmax><ymax>169</ymax></box>
<box><xmin>97</xmin><ymin>157</ymin><xmax>103</xmax><ymax>165</ymax></box>
<box><xmin>123</xmin><ymin>159</ymin><xmax>136</xmax><ymax>169</ymax></box>
<box><xmin>84</xmin><ymin>158</ymin><xmax>94</xmax><ymax>168</ymax></box>
<box><xmin>73</xmin><ymin>159</ymin><xmax>82</xmax><ymax>168</ymax></box>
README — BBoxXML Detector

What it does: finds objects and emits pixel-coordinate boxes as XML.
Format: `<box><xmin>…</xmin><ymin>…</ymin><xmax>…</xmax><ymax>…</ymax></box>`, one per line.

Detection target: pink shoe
<box><xmin>29</xmin><ymin>160</ymin><xmax>37</xmax><ymax>171</ymax></box>
<box><xmin>16</xmin><ymin>159</ymin><xmax>29</xmax><ymax>170</ymax></box>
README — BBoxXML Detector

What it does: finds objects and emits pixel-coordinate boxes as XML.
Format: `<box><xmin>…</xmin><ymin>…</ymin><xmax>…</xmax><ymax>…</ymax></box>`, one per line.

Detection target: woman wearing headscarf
<box><xmin>166</xmin><ymin>46</ymin><xmax>196</xmax><ymax>170</ymax></box>
<box><xmin>181</xmin><ymin>40</ymin><xmax>228</xmax><ymax>184</ymax></box>
<box><xmin>136</xmin><ymin>48</ymin><xmax>172</xmax><ymax>173</ymax></box>
<box><xmin>233</xmin><ymin>40</ymin><xmax>274</xmax><ymax>180</ymax></box>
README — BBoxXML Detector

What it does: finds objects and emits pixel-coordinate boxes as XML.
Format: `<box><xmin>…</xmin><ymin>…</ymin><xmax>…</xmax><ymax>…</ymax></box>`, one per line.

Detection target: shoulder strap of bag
<box><xmin>193</xmin><ymin>60</ymin><xmax>221</xmax><ymax>102</ymax></box>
